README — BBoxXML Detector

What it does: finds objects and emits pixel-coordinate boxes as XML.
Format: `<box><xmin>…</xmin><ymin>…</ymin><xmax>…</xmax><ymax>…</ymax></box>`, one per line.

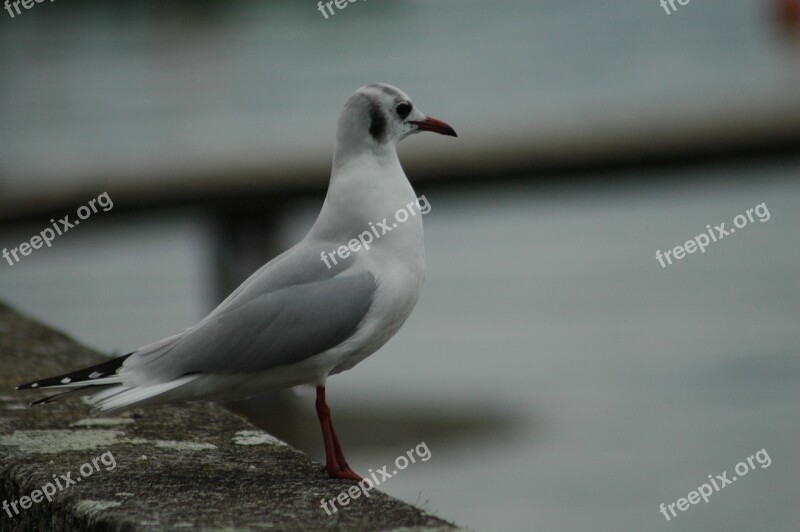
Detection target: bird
<box><xmin>16</xmin><ymin>83</ymin><xmax>456</xmax><ymax>481</ymax></box>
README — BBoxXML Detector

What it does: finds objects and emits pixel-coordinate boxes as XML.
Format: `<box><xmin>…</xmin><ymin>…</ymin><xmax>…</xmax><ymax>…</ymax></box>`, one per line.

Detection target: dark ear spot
<box><xmin>368</xmin><ymin>104</ymin><xmax>387</xmax><ymax>143</ymax></box>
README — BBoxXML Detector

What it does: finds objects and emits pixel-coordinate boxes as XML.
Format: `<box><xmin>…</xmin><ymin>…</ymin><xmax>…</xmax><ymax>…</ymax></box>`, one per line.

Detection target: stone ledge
<box><xmin>0</xmin><ymin>302</ymin><xmax>458</xmax><ymax>531</ymax></box>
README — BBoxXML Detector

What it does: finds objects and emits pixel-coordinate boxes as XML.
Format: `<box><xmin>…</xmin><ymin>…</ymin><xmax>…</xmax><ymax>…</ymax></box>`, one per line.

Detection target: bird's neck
<box><xmin>308</xmin><ymin>148</ymin><xmax>421</xmax><ymax>245</ymax></box>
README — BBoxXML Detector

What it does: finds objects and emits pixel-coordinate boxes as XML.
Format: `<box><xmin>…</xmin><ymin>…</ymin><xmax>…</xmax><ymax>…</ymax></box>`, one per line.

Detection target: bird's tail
<box><xmin>16</xmin><ymin>353</ymin><xmax>132</xmax><ymax>407</ymax></box>
<box><xmin>17</xmin><ymin>331</ymin><xmax>200</xmax><ymax>413</ymax></box>
<box><xmin>17</xmin><ymin>351</ymin><xmax>200</xmax><ymax>413</ymax></box>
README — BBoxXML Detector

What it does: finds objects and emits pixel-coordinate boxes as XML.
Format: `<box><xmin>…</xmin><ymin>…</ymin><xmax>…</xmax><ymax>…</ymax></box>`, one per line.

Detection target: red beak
<box><xmin>411</xmin><ymin>116</ymin><xmax>457</xmax><ymax>137</ymax></box>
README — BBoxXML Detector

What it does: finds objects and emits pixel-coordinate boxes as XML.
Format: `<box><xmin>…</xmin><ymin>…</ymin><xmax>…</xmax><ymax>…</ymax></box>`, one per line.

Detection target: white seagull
<box><xmin>17</xmin><ymin>83</ymin><xmax>456</xmax><ymax>480</ymax></box>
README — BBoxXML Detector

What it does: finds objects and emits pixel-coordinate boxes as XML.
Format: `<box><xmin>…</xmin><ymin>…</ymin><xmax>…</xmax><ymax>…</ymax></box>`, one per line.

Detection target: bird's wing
<box><xmin>122</xmin><ymin>241</ymin><xmax>376</xmax><ymax>381</ymax></box>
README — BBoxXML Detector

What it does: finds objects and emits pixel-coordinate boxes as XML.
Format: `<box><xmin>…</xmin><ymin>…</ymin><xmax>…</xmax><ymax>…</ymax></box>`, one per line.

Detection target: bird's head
<box><xmin>335</xmin><ymin>83</ymin><xmax>456</xmax><ymax>158</ymax></box>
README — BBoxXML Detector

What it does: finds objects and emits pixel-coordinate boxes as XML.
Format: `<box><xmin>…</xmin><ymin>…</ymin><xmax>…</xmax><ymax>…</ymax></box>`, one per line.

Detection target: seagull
<box><xmin>17</xmin><ymin>83</ymin><xmax>456</xmax><ymax>481</ymax></box>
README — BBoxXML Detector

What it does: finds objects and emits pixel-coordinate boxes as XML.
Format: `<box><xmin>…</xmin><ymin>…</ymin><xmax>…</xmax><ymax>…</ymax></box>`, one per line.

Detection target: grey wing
<box><xmin>125</xmin><ymin>242</ymin><xmax>376</xmax><ymax>379</ymax></box>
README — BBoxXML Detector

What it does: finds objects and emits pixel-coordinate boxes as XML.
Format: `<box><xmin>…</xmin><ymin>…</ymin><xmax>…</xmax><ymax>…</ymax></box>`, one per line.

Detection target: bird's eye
<box><xmin>396</xmin><ymin>102</ymin><xmax>412</xmax><ymax>118</ymax></box>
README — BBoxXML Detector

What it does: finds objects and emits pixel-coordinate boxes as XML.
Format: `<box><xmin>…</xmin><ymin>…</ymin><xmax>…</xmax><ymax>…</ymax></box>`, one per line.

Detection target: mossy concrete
<box><xmin>0</xmin><ymin>302</ymin><xmax>458</xmax><ymax>531</ymax></box>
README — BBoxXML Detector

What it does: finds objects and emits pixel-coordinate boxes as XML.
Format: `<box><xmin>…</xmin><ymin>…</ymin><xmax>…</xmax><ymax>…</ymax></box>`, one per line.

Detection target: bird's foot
<box><xmin>325</xmin><ymin>464</ymin><xmax>363</xmax><ymax>481</ymax></box>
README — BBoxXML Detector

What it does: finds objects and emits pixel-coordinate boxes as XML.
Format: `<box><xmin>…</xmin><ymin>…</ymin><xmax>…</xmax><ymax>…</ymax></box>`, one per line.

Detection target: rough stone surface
<box><xmin>0</xmin><ymin>302</ymin><xmax>458</xmax><ymax>531</ymax></box>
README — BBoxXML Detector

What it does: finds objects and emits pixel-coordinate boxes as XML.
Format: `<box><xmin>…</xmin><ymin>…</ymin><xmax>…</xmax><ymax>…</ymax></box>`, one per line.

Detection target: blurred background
<box><xmin>1</xmin><ymin>1</ymin><xmax>799</xmax><ymax>531</ymax></box>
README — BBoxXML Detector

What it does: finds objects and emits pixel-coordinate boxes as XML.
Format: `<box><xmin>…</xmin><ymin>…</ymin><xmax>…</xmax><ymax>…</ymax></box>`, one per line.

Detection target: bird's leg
<box><xmin>328</xmin><ymin>418</ymin><xmax>352</xmax><ymax>472</ymax></box>
<box><xmin>315</xmin><ymin>385</ymin><xmax>362</xmax><ymax>481</ymax></box>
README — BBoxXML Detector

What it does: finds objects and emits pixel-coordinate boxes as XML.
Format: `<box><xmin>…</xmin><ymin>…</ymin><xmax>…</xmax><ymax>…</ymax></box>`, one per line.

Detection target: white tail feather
<box><xmin>91</xmin><ymin>375</ymin><xmax>198</xmax><ymax>413</ymax></box>
<box><xmin>31</xmin><ymin>376</ymin><xmax>123</xmax><ymax>390</ymax></box>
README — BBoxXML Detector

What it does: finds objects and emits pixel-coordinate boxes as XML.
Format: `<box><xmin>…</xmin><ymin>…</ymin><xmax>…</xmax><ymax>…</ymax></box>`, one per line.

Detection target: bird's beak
<box><xmin>411</xmin><ymin>116</ymin><xmax>457</xmax><ymax>137</ymax></box>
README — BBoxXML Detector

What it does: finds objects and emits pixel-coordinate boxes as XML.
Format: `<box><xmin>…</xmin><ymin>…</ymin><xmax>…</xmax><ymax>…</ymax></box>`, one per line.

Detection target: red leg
<box><xmin>328</xmin><ymin>421</ymin><xmax>351</xmax><ymax>471</ymax></box>
<box><xmin>315</xmin><ymin>386</ymin><xmax>362</xmax><ymax>481</ymax></box>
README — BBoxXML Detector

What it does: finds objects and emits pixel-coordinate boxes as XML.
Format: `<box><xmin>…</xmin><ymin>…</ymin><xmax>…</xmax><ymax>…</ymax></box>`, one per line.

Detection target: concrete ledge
<box><xmin>0</xmin><ymin>302</ymin><xmax>457</xmax><ymax>531</ymax></box>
